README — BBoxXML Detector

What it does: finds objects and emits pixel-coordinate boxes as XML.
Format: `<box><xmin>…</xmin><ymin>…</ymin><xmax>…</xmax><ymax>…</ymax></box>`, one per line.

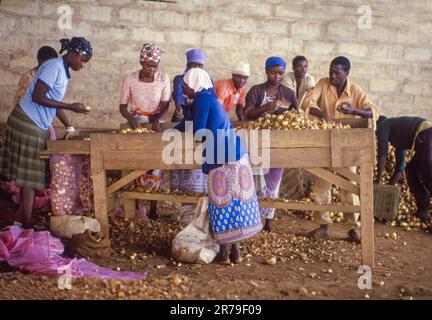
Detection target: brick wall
<box><xmin>0</xmin><ymin>0</ymin><xmax>431</xmax><ymax>128</ymax></box>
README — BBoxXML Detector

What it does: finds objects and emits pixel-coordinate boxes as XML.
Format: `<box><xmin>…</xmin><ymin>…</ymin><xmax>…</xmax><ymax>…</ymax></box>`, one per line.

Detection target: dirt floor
<box><xmin>1</xmin><ymin>194</ymin><xmax>431</xmax><ymax>300</ymax></box>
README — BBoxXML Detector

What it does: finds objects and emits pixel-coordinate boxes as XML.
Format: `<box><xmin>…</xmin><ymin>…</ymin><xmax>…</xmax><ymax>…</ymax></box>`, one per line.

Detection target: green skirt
<box><xmin>0</xmin><ymin>106</ymin><xmax>50</xmax><ymax>190</ymax></box>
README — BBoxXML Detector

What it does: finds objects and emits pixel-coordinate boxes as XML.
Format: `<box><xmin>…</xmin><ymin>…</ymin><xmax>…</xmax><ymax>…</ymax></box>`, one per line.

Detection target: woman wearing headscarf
<box><xmin>118</xmin><ymin>43</ymin><xmax>171</xmax><ymax>219</ymax></box>
<box><xmin>170</xmin><ymin>49</ymin><xmax>209</xmax><ymax>196</ymax></box>
<box><xmin>244</xmin><ymin>56</ymin><xmax>298</xmax><ymax>232</ymax></box>
<box><xmin>0</xmin><ymin>37</ymin><xmax>92</xmax><ymax>228</ymax></box>
<box><xmin>119</xmin><ymin>43</ymin><xmax>170</xmax><ymax>131</ymax></box>
<box><xmin>171</xmin><ymin>49</ymin><xmax>207</xmax><ymax>122</ymax></box>
<box><xmin>175</xmin><ymin>68</ymin><xmax>262</xmax><ymax>264</ymax></box>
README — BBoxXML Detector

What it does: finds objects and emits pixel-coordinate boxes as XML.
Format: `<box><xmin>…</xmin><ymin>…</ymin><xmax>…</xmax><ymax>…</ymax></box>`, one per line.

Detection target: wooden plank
<box><xmin>120</xmin><ymin>192</ymin><xmax>360</xmax><ymax>212</ymax></box>
<box><xmin>268</xmin><ymin>148</ymin><xmax>361</xmax><ymax>168</ymax></box>
<box><xmin>119</xmin><ymin>121</ymin><xmax>245</xmax><ymax>130</ymax></box>
<box><xmin>45</xmin><ymin>140</ymin><xmax>90</xmax><ymax>154</ymax></box>
<box><xmin>360</xmin><ymin>150</ymin><xmax>375</xmax><ymax>267</ymax></box>
<box><xmin>107</xmin><ymin>170</ymin><xmax>147</xmax><ymax>194</ymax></box>
<box><xmin>335</xmin><ymin>118</ymin><xmax>369</xmax><ymax>128</ymax></box>
<box><xmin>123</xmin><ymin>199</ymin><xmax>136</xmax><ymax>220</ymax></box>
<box><xmin>330</xmin><ymin>130</ymin><xmax>342</xmax><ymax>167</ymax></box>
<box><xmin>89</xmin><ymin>133</ymin><xmax>169</xmax><ymax>152</ymax></box>
<box><xmin>305</xmin><ymin>168</ymin><xmax>360</xmax><ymax>195</ymax></box>
<box><xmin>101</xmin><ymin>148</ymin><xmax>362</xmax><ymax>170</ymax></box>
<box><xmin>90</xmin><ymin>136</ymin><xmax>109</xmax><ymax>236</ymax></box>
<box><xmin>89</xmin><ymin>129</ymin><xmax>373</xmax><ymax>153</ymax></box>
<box><xmin>123</xmin><ymin>192</ymin><xmax>201</xmax><ymax>204</ymax></box>
<box><xmin>331</xmin><ymin>167</ymin><xmax>361</xmax><ymax>184</ymax></box>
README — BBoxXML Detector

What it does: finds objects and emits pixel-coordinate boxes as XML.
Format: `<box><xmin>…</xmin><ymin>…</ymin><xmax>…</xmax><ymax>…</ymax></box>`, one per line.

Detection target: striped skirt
<box><xmin>170</xmin><ymin>169</ymin><xmax>208</xmax><ymax>193</ymax></box>
<box><xmin>0</xmin><ymin>106</ymin><xmax>50</xmax><ymax>190</ymax></box>
<box><xmin>207</xmin><ymin>154</ymin><xmax>262</xmax><ymax>245</ymax></box>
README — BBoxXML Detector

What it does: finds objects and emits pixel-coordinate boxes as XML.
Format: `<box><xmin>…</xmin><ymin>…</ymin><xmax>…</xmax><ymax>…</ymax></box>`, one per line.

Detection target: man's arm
<box><xmin>309</xmin><ymin>107</ymin><xmax>331</xmax><ymax>122</ymax></box>
<box><xmin>300</xmin><ymin>78</ymin><xmax>323</xmax><ymax>115</ymax></box>
<box><xmin>375</xmin><ymin>122</ymin><xmax>390</xmax><ymax>183</ymax></box>
<box><xmin>235</xmin><ymin>104</ymin><xmax>245</xmax><ymax>121</ymax></box>
<box><xmin>342</xmin><ymin>85</ymin><xmax>379</xmax><ymax>119</ymax></box>
<box><xmin>341</xmin><ymin>104</ymin><xmax>373</xmax><ymax>118</ymax></box>
<box><xmin>390</xmin><ymin>148</ymin><xmax>407</xmax><ymax>185</ymax></box>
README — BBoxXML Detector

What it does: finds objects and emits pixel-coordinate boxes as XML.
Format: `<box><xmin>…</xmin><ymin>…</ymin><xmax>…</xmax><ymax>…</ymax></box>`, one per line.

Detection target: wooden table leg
<box><xmin>90</xmin><ymin>137</ymin><xmax>109</xmax><ymax>236</ymax></box>
<box><xmin>360</xmin><ymin>150</ymin><xmax>374</xmax><ymax>268</ymax></box>
<box><xmin>124</xmin><ymin>199</ymin><xmax>136</xmax><ymax>219</ymax></box>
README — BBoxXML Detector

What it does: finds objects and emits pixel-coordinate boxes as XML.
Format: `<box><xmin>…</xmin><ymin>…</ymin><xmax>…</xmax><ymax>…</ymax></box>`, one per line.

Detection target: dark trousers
<box><xmin>406</xmin><ymin>128</ymin><xmax>432</xmax><ymax>212</ymax></box>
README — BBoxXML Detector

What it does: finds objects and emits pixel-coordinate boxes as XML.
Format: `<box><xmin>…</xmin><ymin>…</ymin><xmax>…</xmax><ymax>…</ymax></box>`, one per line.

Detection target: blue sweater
<box><xmin>175</xmin><ymin>89</ymin><xmax>246</xmax><ymax>174</ymax></box>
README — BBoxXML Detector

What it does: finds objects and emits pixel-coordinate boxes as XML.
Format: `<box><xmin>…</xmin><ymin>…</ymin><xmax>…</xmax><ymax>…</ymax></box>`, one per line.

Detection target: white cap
<box><xmin>232</xmin><ymin>61</ymin><xmax>250</xmax><ymax>77</ymax></box>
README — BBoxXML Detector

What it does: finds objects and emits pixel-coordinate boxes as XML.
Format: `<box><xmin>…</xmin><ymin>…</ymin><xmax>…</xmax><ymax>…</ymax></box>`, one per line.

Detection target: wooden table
<box><xmin>41</xmin><ymin>118</ymin><xmax>376</xmax><ymax>267</ymax></box>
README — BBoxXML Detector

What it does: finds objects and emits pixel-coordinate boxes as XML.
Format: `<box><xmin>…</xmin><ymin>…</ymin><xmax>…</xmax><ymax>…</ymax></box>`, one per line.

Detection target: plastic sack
<box><xmin>50</xmin><ymin>155</ymin><xmax>83</xmax><ymax>216</ymax></box>
<box><xmin>171</xmin><ymin>197</ymin><xmax>219</xmax><ymax>264</ymax></box>
<box><xmin>50</xmin><ymin>215</ymin><xmax>101</xmax><ymax>239</ymax></box>
<box><xmin>79</xmin><ymin>156</ymin><xmax>94</xmax><ymax>210</ymax></box>
<box><xmin>176</xmin><ymin>205</ymin><xmax>197</xmax><ymax>226</ymax></box>
<box><xmin>0</xmin><ymin>225</ymin><xmax>147</xmax><ymax>280</ymax></box>
<box><xmin>0</xmin><ymin>180</ymin><xmax>51</xmax><ymax>213</ymax></box>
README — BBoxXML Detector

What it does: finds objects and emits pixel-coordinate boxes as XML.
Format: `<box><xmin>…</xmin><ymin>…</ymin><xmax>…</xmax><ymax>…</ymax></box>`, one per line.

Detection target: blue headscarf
<box><xmin>265</xmin><ymin>56</ymin><xmax>287</xmax><ymax>71</ymax></box>
<box><xmin>186</xmin><ymin>49</ymin><xmax>206</xmax><ymax>65</ymax></box>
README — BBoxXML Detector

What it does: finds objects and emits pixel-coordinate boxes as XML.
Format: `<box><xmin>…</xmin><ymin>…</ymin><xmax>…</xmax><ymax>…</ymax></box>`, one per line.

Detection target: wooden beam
<box><xmin>360</xmin><ymin>150</ymin><xmax>375</xmax><ymax>267</ymax></box>
<box><xmin>122</xmin><ymin>192</ymin><xmax>201</xmax><ymax>204</ymax></box>
<box><xmin>331</xmin><ymin>167</ymin><xmax>361</xmax><ymax>184</ymax></box>
<box><xmin>305</xmin><ymin>168</ymin><xmax>360</xmax><ymax>195</ymax></box>
<box><xmin>46</xmin><ymin>140</ymin><xmax>90</xmax><ymax>154</ymax></box>
<box><xmin>119</xmin><ymin>192</ymin><xmax>361</xmax><ymax>213</ymax></box>
<box><xmin>123</xmin><ymin>199</ymin><xmax>136</xmax><ymax>220</ymax></box>
<box><xmin>90</xmin><ymin>136</ymin><xmax>109</xmax><ymax>236</ymax></box>
<box><xmin>106</xmin><ymin>170</ymin><xmax>147</xmax><ymax>194</ymax></box>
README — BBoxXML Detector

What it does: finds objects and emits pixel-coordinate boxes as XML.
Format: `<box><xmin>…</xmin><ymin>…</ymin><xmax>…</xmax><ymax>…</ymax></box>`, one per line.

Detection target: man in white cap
<box><xmin>214</xmin><ymin>62</ymin><xmax>250</xmax><ymax>121</ymax></box>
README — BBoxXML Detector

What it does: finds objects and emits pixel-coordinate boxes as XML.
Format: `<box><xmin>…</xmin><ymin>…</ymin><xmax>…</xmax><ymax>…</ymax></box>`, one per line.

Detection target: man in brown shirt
<box><xmin>301</xmin><ymin>56</ymin><xmax>379</xmax><ymax>243</ymax></box>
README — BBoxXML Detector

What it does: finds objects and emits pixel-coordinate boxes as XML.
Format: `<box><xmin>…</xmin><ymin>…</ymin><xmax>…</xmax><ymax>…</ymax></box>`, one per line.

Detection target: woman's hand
<box><xmin>129</xmin><ymin>117</ymin><xmax>138</xmax><ymax>129</ymax></box>
<box><xmin>69</xmin><ymin>102</ymin><xmax>89</xmax><ymax>114</ymax></box>
<box><xmin>152</xmin><ymin>120</ymin><xmax>162</xmax><ymax>132</ymax></box>
<box><xmin>64</xmin><ymin>131</ymin><xmax>76</xmax><ymax>140</ymax></box>
<box><xmin>172</xmin><ymin>106</ymin><xmax>184</xmax><ymax>122</ymax></box>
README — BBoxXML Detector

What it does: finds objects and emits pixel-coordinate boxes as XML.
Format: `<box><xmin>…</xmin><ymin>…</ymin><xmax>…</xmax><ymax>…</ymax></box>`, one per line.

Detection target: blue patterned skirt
<box><xmin>207</xmin><ymin>154</ymin><xmax>262</xmax><ymax>245</ymax></box>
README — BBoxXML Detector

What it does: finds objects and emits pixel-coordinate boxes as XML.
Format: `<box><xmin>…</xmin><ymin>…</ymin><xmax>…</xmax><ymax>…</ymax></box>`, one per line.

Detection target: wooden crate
<box><xmin>373</xmin><ymin>185</ymin><xmax>400</xmax><ymax>220</ymax></box>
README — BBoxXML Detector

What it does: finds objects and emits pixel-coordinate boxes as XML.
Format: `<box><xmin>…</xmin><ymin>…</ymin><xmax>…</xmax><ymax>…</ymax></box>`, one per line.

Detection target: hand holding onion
<box><xmin>69</xmin><ymin>102</ymin><xmax>90</xmax><ymax>114</ymax></box>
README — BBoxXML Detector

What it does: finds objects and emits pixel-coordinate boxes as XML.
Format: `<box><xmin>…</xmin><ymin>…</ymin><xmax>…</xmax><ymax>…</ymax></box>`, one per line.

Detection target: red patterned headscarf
<box><xmin>139</xmin><ymin>43</ymin><xmax>163</xmax><ymax>63</ymax></box>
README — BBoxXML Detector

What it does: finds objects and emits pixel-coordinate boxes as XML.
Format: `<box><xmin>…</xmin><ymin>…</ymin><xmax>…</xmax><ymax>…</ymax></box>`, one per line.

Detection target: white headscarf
<box><xmin>183</xmin><ymin>68</ymin><xmax>213</xmax><ymax>93</ymax></box>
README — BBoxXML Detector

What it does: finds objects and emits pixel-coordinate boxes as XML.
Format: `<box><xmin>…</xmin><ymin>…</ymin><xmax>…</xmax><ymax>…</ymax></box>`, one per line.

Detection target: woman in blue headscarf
<box><xmin>243</xmin><ymin>56</ymin><xmax>298</xmax><ymax>232</ymax></box>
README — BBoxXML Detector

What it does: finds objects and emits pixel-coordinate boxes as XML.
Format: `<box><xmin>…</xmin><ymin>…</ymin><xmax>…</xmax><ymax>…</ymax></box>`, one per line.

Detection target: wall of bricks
<box><xmin>0</xmin><ymin>0</ymin><xmax>431</xmax><ymax>128</ymax></box>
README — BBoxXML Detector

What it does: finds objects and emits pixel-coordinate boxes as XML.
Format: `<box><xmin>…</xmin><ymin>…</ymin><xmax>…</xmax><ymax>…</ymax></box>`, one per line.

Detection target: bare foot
<box><xmin>347</xmin><ymin>228</ymin><xmax>361</xmax><ymax>244</ymax></box>
<box><xmin>214</xmin><ymin>245</ymin><xmax>230</xmax><ymax>265</ymax></box>
<box><xmin>229</xmin><ymin>243</ymin><xmax>243</xmax><ymax>264</ymax></box>
<box><xmin>308</xmin><ymin>225</ymin><xmax>329</xmax><ymax>240</ymax></box>
<box><xmin>262</xmin><ymin>219</ymin><xmax>273</xmax><ymax>232</ymax></box>
<box><xmin>148</xmin><ymin>201</ymin><xmax>159</xmax><ymax>220</ymax></box>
